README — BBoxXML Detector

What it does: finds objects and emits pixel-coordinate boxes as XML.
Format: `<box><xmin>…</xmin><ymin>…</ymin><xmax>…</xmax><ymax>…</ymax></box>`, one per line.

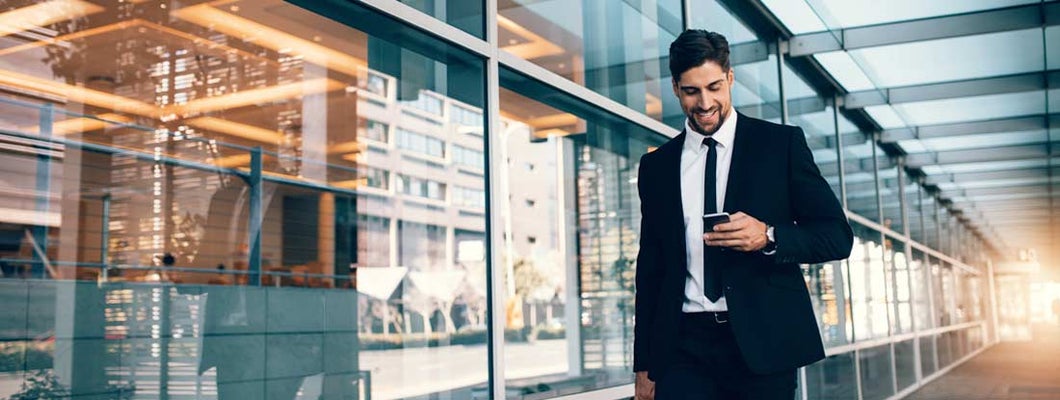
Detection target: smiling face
<box><xmin>672</xmin><ymin>60</ymin><xmax>734</xmax><ymax>136</ymax></box>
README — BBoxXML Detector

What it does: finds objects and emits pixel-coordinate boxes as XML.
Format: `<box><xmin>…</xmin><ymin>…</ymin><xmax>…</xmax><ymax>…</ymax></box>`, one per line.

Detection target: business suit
<box><xmin>633</xmin><ymin>112</ymin><xmax>853</xmax><ymax>395</ymax></box>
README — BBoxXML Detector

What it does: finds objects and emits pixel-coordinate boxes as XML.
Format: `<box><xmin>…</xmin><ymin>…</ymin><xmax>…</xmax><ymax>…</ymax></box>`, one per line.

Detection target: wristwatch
<box><xmin>762</xmin><ymin>225</ymin><xmax>777</xmax><ymax>254</ymax></box>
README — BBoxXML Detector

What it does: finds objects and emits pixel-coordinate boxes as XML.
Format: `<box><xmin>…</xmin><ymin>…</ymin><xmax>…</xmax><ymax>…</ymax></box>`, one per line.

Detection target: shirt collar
<box><xmin>683</xmin><ymin>108</ymin><xmax>737</xmax><ymax>153</ymax></box>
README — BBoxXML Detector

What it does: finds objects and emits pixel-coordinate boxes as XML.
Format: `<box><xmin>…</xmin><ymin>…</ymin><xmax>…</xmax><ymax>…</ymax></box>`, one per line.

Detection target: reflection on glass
<box><xmin>497</xmin><ymin>76</ymin><xmax>665</xmax><ymax>395</ymax></box>
<box><xmin>920</xmin><ymin>334</ymin><xmax>937</xmax><ymax>376</ymax></box>
<box><xmin>877</xmin><ymin>149</ymin><xmax>901</xmax><ymax>232</ymax></box>
<box><xmin>790</xmin><ymin>105</ymin><xmax>851</xmax><ymax>201</ymax></box>
<box><xmin>848</xmin><ymin>222</ymin><xmax>890</xmax><ymax>341</ymax></box>
<box><xmin>497</xmin><ymin>0</ymin><xmax>682</xmax><ymax>121</ymax></box>
<box><xmin>804</xmin><ymin>261</ymin><xmax>852</xmax><ymax>347</ymax></box>
<box><xmin>805</xmin><ymin>353</ymin><xmax>857</xmax><ymax>400</ymax></box>
<box><xmin>887</xmin><ymin>239</ymin><xmax>912</xmax><ymax>334</ymax></box>
<box><xmin>894</xmin><ymin>339</ymin><xmax>917</xmax><ymax>391</ymax></box>
<box><xmin>842</xmin><ymin>135</ymin><xmax>879</xmax><ymax>222</ymax></box>
<box><xmin>858</xmin><ymin>344</ymin><xmax>895</xmax><ymax>400</ymax></box>
<box><xmin>398</xmin><ymin>0</ymin><xmax>484</xmax><ymax>38</ymax></box>
<box><xmin>0</xmin><ymin>0</ymin><xmax>489</xmax><ymax>398</ymax></box>
<box><xmin>910</xmin><ymin>250</ymin><xmax>933</xmax><ymax>331</ymax></box>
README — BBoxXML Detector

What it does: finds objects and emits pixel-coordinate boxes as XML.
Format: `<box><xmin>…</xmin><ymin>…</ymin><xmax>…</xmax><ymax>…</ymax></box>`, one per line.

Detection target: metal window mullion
<box><xmin>834</xmin><ymin>96</ymin><xmax>848</xmax><ymax>210</ymax></box>
<box><xmin>354</xmin><ymin>0</ymin><xmax>490</xmax><ymax>58</ymax></box>
<box><xmin>484</xmin><ymin>0</ymin><xmax>507</xmax><ymax>396</ymax></box>
<box><xmin>682</xmin><ymin>0</ymin><xmax>692</xmax><ymax>30</ymax></box>
<box><xmin>33</xmin><ymin>103</ymin><xmax>53</xmax><ymax>279</ymax></box>
<box><xmin>777</xmin><ymin>39</ymin><xmax>788</xmax><ymax>125</ymax></box>
<box><xmin>854</xmin><ymin>348</ymin><xmax>864</xmax><ymax>400</ymax></box>
<box><xmin>248</xmin><ymin>147</ymin><xmax>262</xmax><ymax>286</ymax></box>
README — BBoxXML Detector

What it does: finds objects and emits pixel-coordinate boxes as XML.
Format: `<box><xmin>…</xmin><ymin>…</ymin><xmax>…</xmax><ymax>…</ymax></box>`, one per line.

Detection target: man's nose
<box><xmin>696</xmin><ymin>93</ymin><xmax>711</xmax><ymax>110</ymax></box>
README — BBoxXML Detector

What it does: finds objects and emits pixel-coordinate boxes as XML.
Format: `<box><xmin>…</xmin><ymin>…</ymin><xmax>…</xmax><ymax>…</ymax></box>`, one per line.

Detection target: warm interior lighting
<box><xmin>0</xmin><ymin>20</ymin><xmax>135</xmax><ymax>57</ymax></box>
<box><xmin>210</xmin><ymin>153</ymin><xmax>252</xmax><ymax>168</ymax></box>
<box><xmin>0</xmin><ymin>0</ymin><xmax>104</xmax><ymax>38</ymax></box>
<box><xmin>340</xmin><ymin>153</ymin><xmax>361</xmax><ymax>163</ymax></box>
<box><xmin>646</xmin><ymin>92</ymin><xmax>662</xmax><ymax>117</ymax></box>
<box><xmin>23</xmin><ymin>113</ymin><xmax>132</xmax><ymax>136</ymax></box>
<box><xmin>327</xmin><ymin>141</ymin><xmax>365</xmax><ymax>155</ymax></box>
<box><xmin>496</xmin><ymin>15</ymin><xmax>565</xmax><ymax>59</ymax></box>
<box><xmin>0</xmin><ymin>69</ymin><xmax>159</xmax><ymax>116</ymax></box>
<box><xmin>0</xmin><ymin>69</ymin><xmax>340</xmax><ymax>120</ymax></box>
<box><xmin>527</xmin><ymin>112</ymin><xmax>579</xmax><ymax>129</ymax></box>
<box><xmin>172</xmin><ymin>78</ymin><xmax>344</xmax><ymax>116</ymax></box>
<box><xmin>172</xmin><ymin>4</ymin><xmax>368</xmax><ymax>79</ymax></box>
<box><xmin>532</xmin><ymin>128</ymin><xmax>574</xmax><ymax>139</ymax></box>
<box><xmin>331</xmin><ymin>178</ymin><xmax>366</xmax><ymax>189</ymax></box>
<box><xmin>185</xmin><ymin>117</ymin><xmax>285</xmax><ymax>144</ymax></box>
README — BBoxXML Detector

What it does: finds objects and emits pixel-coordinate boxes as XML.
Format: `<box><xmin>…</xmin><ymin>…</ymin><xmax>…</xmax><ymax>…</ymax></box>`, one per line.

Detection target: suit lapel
<box><xmin>723</xmin><ymin>113</ymin><xmax>754</xmax><ymax>213</ymax></box>
<box><xmin>663</xmin><ymin>131</ymin><xmax>686</xmax><ymax>231</ymax></box>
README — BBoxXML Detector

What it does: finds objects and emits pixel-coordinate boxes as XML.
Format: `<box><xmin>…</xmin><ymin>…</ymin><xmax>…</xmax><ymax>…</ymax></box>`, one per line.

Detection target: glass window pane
<box><xmin>911</xmin><ymin>249</ymin><xmax>933</xmax><ymax>330</ymax></box>
<box><xmin>843</xmin><ymin>135</ymin><xmax>879</xmax><ymax>222</ymax></box>
<box><xmin>814</xmin><ymin>51</ymin><xmax>876</xmax><ymax>92</ymax></box>
<box><xmin>888</xmin><ymin>239</ymin><xmax>913</xmax><ymax>334</ymax></box>
<box><xmin>850</xmin><ymin>29</ymin><xmax>1044</xmax><ymax>87</ymax></box>
<box><xmin>498</xmin><ymin>0</ymin><xmax>683</xmax><ymax>120</ymax></box>
<box><xmin>878</xmin><ymin>149</ymin><xmax>901</xmax><ymax>231</ymax></box>
<box><xmin>397</xmin><ymin>0</ymin><xmax>484</xmax><ymax>38</ymax></box>
<box><xmin>805</xmin><ymin>353</ymin><xmax>858</xmax><ymax>399</ymax></box>
<box><xmin>498</xmin><ymin>66</ymin><xmax>667</xmax><ymax>394</ymax></box>
<box><xmin>849</xmin><ymin>221</ymin><xmax>890</xmax><ymax>341</ymax></box>
<box><xmin>806</xmin><ymin>0</ymin><xmax>1038</xmax><ymax>29</ymax></box>
<box><xmin>0</xmin><ymin>1</ymin><xmax>489</xmax><ymax>398</ymax></box>
<box><xmin>859</xmin><ymin>344</ymin><xmax>895</xmax><ymax>400</ymax></box>
<box><xmin>805</xmin><ymin>260</ymin><xmax>853</xmax><ymax>347</ymax></box>
<box><xmin>759</xmin><ymin>0</ymin><xmax>829</xmax><ymax>34</ymax></box>
<box><xmin>906</xmin><ymin>176</ymin><xmax>924</xmax><ymax>243</ymax></box>
<box><xmin>920</xmin><ymin>334</ymin><xmax>938</xmax><ymax>376</ymax></box>
<box><xmin>892</xmin><ymin>339</ymin><xmax>918</xmax><ymax>393</ymax></box>
<box><xmin>893</xmin><ymin>91</ymin><xmax>1047</xmax><ymax>126</ymax></box>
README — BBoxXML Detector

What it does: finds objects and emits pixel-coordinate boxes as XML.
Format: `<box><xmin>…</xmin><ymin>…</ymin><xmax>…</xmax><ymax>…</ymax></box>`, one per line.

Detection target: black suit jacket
<box><xmin>633</xmin><ymin>113</ymin><xmax>853</xmax><ymax>379</ymax></box>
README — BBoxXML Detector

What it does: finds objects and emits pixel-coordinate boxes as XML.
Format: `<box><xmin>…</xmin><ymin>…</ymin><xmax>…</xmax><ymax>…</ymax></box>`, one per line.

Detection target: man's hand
<box><xmin>703</xmin><ymin>212</ymin><xmax>769</xmax><ymax>252</ymax></box>
<box><xmin>635</xmin><ymin>371</ymin><xmax>655</xmax><ymax>400</ymax></box>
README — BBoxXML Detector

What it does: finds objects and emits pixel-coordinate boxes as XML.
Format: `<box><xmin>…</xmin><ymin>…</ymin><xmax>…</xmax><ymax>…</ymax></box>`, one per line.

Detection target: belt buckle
<box><xmin>713</xmin><ymin>312</ymin><xmax>728</xmax><ymax>324</ymax></box>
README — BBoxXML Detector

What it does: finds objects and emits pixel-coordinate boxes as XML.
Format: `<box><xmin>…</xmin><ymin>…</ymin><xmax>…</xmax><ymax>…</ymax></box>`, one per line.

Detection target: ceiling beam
<box><xmin>924</xmin><ymin>167</ymin><xmax>1058</xmax><ymax>185</ymax></box>
<box><xmin>844</xmin><ymin>71</ymin><xmax>1060</xmax><ymax>109</ymax></box>
<box><xmin>941</xmin><ymin>184</ymin><xmax>1054</xmax><ymax>198</ymax></box>
<box><xmin>905</xmin><ymin>143</ymin><xmax>1054</xmax><ymax>168</ymax></box>
<box><xmin>788</xmin><ymin>2</ymin><xmax>1060</xmax><ymax>57</ymax></box>
<box><xmin>881</xmin><ymin>113</ymin><xmax>1059</xmax><ymax>143</ymax></box>
<box><xmin>807</xmin><ymin>131</ymin><xmax>869</xmax><ymax>151</ymax></box>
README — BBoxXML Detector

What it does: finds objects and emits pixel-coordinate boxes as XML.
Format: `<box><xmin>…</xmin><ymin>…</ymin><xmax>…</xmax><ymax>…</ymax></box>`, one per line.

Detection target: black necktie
<box><xmin>703</xmin><ymin>137</ymin><xmax>723</xmax><ymax>302</ymax></box>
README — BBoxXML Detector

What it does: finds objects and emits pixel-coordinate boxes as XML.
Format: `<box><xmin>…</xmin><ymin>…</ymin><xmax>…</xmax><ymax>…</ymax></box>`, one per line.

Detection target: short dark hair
<box><xmin>669</xmin><ymin>30</ymin><xmax>730</xmax><ymax>80</ymax></box>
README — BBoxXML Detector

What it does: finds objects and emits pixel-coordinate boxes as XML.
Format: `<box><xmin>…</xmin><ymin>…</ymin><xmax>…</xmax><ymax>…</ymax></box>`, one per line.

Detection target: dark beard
<box><xmin>688</xmin><ymin>111</ymin><xmax>725</xmax><ymax>136</ymax></box>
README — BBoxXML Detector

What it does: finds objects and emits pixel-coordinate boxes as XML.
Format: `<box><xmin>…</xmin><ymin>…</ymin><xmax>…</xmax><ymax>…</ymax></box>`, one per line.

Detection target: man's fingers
<box><xmin>712</xmin><ymin>218</ymin><xmax>747</xmax><ymax>232</ymax></box>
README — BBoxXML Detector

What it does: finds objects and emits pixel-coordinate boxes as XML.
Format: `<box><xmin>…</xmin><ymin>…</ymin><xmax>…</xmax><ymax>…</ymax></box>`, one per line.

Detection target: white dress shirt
<box><xmin>681</xmin><ymin>110</ymin><xmax>737</xmax><ymax>313</ymax></box>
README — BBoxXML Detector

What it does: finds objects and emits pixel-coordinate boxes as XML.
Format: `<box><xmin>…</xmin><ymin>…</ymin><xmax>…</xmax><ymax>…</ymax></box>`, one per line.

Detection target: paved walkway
<box><xmin>907</xmin><ymin>324</ymin><xmax>1060</xmax><ymax>399</ymax></box>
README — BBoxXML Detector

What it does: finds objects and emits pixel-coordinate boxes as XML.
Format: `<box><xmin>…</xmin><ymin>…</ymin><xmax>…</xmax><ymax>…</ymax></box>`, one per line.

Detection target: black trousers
<box><xmin>654</xmin><ymin>312</ymin><xmax>797</xmax><ymax>400</ymax></box>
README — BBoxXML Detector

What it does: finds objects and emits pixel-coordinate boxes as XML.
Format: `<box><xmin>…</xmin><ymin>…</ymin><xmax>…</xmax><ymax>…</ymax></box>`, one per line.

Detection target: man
<box><xmin>633</xmin><ymin>30</ymin><xmax>853</xmax><ymax>399</ymax></box>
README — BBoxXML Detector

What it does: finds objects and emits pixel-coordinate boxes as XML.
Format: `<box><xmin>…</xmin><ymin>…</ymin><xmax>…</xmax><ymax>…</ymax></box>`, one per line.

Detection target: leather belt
<box><xmin>682</xmin><ymin>311</ymin><xmax>730</xmax><ymax>324</ymax></box>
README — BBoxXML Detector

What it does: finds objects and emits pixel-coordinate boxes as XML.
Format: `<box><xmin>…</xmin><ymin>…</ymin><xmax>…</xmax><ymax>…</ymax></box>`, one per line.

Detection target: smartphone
<box><xmin>702</xmin><ymin>212</ymin><xmax>730</xmax><ymax>232</ymax></box>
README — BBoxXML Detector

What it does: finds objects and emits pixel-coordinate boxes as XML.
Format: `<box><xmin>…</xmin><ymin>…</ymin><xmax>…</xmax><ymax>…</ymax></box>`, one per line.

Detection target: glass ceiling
<box><xmin>759</xmin><ymin>1</ymin><xmax>1059</xmax><ymax>264</ymax></box>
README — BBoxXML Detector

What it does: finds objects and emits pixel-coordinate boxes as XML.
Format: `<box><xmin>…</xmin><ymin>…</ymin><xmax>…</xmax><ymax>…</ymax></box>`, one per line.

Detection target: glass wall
<box><xmin>0</xmin><ymin>0</ymin><xmax>492</xmax><ymax>398</ymax></box>
<box><xmin>0</xmin><ymin>1</ymin><xmax>995</xmax><ymax>400</ymax></box>
<box><xmin>497</xmin><ymin>0</ymin><xmax>683</xmax><ymax>121</ymax></box>
<box><xmin>496</xmin><ymin>66</ymin><xmax>665</xmax><ymax>393</ymax></box>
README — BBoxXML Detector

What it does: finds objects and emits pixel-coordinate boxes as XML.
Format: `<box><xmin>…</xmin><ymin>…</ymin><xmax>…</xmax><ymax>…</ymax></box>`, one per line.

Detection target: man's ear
<box><xmin>671</xmin><ymin>77</ymin><xmax>680</xmax><ymax>97</ymax></box>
